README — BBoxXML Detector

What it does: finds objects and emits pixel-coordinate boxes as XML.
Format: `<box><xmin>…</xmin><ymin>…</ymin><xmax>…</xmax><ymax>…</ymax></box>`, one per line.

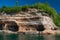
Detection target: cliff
<box><xmin>0</xmin><ymin>3</ymin><xmax>60</xmax><ymax>27</ymax></box>
<box><xmin>0</xmin><ymin>8</ymin><xmax>58</xmax><ymax>34</ymax></box>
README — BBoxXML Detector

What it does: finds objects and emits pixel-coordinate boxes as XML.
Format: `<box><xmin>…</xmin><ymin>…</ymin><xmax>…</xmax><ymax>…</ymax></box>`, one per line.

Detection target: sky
<box><xmin>0</xmin><ymin>0</ymin><xmax>60</xmax><ymax>13</ymax></box>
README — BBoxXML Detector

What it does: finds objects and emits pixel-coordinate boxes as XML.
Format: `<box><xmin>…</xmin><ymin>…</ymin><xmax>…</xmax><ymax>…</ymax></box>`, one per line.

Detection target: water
<box><xmin>0</xmin><ymin>33</ymin><xmax>60</xmax><ymax>40</ymax></box>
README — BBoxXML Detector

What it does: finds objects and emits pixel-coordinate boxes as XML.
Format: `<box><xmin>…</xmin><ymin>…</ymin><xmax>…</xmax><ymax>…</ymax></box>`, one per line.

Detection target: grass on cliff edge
<box><xmin>0</xmin><ymin>3</ymin><xmax>60</xmax><ymax>27</ymax></box>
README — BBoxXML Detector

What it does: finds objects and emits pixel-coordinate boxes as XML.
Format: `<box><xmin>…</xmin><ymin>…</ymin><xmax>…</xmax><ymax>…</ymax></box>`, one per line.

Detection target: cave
<box><xmin>7</xmin><ymin>22</ymin><xmax>19</xmax><ymax>32</ymax></box>
<box><xmin>0</xmin><ymin>23</ymin><xmax>5</xmax><ymax>30</ymax></box>
<box><xmin>37</xmin><ymin>25</ymin><xmax>45</xmax><ymax>32</ymax></box>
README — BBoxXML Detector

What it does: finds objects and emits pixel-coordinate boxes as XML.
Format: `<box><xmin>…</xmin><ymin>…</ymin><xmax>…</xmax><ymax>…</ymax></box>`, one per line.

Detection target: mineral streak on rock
<box><xmin>0</xmin><ymin>8</ymin><xmax>58</xmax><ymax>34</ymax></box>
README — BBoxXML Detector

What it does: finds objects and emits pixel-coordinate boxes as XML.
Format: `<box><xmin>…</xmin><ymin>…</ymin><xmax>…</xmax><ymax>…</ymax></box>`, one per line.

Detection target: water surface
<box><xmin>0</xmin><ymin>33</ymin><xmax>60</xmax><ymax>40</ymax></box>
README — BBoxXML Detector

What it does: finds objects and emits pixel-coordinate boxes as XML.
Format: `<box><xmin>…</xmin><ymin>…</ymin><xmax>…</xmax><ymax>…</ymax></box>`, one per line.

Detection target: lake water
<box><xmin>0</xmin><ymin>33</ymin><xmax>60</xmax><ymax>40</ymax></box>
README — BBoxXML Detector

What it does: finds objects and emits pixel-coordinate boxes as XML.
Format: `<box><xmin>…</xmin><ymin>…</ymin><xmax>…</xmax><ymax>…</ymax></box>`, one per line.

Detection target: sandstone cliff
<box><xmin>0</xmin><ymin>8</ymin><xmax>58</xmax><ymax>34</ymax></box>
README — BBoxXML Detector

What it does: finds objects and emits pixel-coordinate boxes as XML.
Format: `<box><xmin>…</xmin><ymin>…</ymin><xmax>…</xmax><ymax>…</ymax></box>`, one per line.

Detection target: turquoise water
<box><xmin>0</xmin><ymin>33</ymin><xmax>60</xmax><ymax>40</ymax></box>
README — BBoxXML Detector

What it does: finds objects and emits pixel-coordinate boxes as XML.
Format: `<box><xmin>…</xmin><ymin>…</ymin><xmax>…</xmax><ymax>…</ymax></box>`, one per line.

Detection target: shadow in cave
<box><xmin>37</xmin><ymin>25</ymin><xmax>45</xmax><ymax>32</ymax></box>
<box><xmin>0</xmin><ymin>23</ymin><xmax>5</xmax><ymax>30</ymax></box>
<box><xmin>7</xmin><ymin>22</ymin><xmax>19</xmax><ymax>32</ymax></box>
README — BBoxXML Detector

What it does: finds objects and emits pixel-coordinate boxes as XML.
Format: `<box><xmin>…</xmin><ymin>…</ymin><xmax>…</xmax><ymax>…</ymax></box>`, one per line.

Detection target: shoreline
<box><xmin>0</xmin><ymin>30</ymin><xmax>60</xmax><ymax>35</ymax></box>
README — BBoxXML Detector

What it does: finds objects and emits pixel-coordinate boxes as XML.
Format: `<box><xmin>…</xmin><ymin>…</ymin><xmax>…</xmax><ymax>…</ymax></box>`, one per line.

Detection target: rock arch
<box><xmin>0</xmin><ymin>21</ymin><xmax>5</xmax><ymax>30</ymax></box>
<box><xmin>0</xmin><ymin>23</ymin><xmax>5</xmax><ymax>30</ymax></box>
<box><xmin>7</xmin><ymin>21</ymin><xmax>19</xmax><ymax>32</ymax></box>
<box><xmin>37</xmin><ymin>25</ymin><xmax>45</xmax><ymax>32</ymax></box>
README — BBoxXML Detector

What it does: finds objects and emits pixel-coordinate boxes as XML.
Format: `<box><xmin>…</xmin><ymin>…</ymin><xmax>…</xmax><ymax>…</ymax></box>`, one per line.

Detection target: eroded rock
<box><xmin>0</xmin><ymin>8</ymin><xmax>58</xmax><ymax>34</ymax></box>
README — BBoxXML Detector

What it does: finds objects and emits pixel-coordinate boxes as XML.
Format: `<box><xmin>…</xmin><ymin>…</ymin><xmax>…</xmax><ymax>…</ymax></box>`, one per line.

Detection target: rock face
<box><xmin>41</xmin><ymin>16</ymin><xmax>57</xmax><ymax>30</ymax></box>
<box><xmin>41</xmin><ymin>16</ymin><xmax>57</xmax><ymax>34</ymax></box>
<box><xmin>0</xmin><ymin>8</ymin><xmax>57</xmax><ymax>34</ymax></box>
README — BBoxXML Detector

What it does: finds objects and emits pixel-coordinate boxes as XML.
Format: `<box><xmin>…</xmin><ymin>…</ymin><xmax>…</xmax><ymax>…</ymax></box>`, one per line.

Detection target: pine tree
<box><xmin>16</xmin><ymin>0</ymin><xmax>18</xmax><ymax>7</ymax></box>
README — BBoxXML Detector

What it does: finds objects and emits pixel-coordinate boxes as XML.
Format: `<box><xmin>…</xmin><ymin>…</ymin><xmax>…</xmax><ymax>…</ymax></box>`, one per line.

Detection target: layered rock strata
<box><xmin>0</xmin><ymin>8</ymin><xmax>58</xmax><ymax>34</ymax></box>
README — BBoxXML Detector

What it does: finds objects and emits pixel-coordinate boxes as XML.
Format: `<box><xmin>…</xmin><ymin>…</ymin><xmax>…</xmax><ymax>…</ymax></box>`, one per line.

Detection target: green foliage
<box><xmin>0</xmin><ymin>6</ymin><xmax>21</xmax><ymax>13</ymax></box>
<box><xmin>21</xmin><ymin>5</ymin><xmax>30</xmax><ymax>11</ymax></box>
<box><xmin>0</xmin><ymin>5</ymin><xmax>30</xmax><ymax>13</ymax></box>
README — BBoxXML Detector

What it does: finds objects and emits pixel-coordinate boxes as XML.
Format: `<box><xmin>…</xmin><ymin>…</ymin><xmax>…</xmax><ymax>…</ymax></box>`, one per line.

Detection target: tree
<box><xmin>16</xmin><ymin>0</ymin><xmax>18</xmax><ymax>7</ymax></box>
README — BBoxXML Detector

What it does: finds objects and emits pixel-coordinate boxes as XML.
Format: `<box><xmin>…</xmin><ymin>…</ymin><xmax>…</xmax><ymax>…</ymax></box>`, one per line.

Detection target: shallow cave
<box><xmin>37</xmin><ymin>25</ymin><xmax>45</xmax><ymax>32</ymax></box>
<box><xmin>7</xmin><ymin>22</ymin><xmax>19</xmax><ymax>32</ymax></box>
<box><xmin>51</xmin><ymin>27</ymin><xmax>58</xmax><ymax>30</ymax></box>
<box><xmin>0</xmin><ymin>23</ymin><xmax>5</xmax><ymax>30</ymax></box>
